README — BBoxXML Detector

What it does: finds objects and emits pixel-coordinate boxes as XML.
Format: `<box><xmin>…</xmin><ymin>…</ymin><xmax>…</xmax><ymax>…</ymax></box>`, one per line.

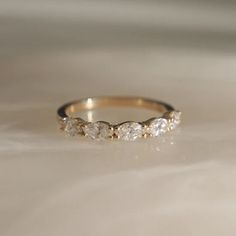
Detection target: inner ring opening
<box><xmin>59</xmin><ymin>97</ymin><xmax>174</xmax><ymax>118</ymax></box>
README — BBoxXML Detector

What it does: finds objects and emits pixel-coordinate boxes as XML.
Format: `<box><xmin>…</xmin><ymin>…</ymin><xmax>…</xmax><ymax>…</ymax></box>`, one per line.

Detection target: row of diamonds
<box><xmin>59</xmin><ymin>111</ymin><xmax>181</xmax><ymax>141</ymax></box>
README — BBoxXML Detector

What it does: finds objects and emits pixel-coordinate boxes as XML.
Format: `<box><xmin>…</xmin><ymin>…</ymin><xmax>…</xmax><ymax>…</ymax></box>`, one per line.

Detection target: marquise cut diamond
<box><xmin>62</xmin><ymin>118</ymin><xmax>81</xmax><ymax>136</ymax></box>
<box><xmin>147</xmin><ymin>118</ymin><xmax>168</xmax><ymax>137</ymax></box>
<box><xmin>168</xmin><ymin>111</ymin><xmax>182</xmax><ymax>130</ymax></box>
<box><xmin>115</xmin><ymin>122</ymin><xmax>143</xmax><ymax>141</ymax></box>
<box><xmin>83</xmin><ymin>121</ymin><xmax>112</xmax><ymax>140</ymax></box>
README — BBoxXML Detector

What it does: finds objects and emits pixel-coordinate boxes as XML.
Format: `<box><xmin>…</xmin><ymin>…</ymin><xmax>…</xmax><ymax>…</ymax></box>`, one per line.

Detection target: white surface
<box><xmin>1</xmin><ymin>1</ymin><xmax>236</xmax><ymax>236</ymax></box>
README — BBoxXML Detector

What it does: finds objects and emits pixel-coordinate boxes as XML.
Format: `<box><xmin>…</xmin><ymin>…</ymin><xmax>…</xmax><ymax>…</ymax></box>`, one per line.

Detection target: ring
<box><xmin>57</xmin><ymin>96</ymin><xmax>181</xmax><ymax>141</ymax></box>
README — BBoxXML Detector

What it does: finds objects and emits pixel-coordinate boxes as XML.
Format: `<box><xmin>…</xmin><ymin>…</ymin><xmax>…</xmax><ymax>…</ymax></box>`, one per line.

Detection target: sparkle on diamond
<box><xmin>147</xmin><ymin>118</ymin><xmax>168</xmax><ymax>137</ymax></box>
<box><xmin>83</xmin><ymin>121</ymin><xmax>112</xmax><ymax>140</ymax></box>
<box><xmin>63</xmin><ymin>118</ymin><xmax>81</xmax><ymax>136</ymax></box>
<box><xmin>168</xmin><ymin>111</ymin><xmax>182</xmax><ymax>130</ymax></box>
<box><xmin>115</xmin><ymin>122</ymin><xmax>143</xmax><ymax>141</ymax></box>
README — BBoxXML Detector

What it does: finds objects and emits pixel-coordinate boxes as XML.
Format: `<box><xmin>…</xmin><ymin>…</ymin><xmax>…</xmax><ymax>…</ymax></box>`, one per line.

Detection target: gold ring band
<box><xmin>57</xmin><ymin>96</ymin><xmax>181</xmax><ymax>141</ymax></box>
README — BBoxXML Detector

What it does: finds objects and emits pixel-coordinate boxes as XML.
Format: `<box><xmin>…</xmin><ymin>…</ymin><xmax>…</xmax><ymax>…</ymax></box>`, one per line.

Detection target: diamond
<box><xmin>62</xmin><ymin>118</ymin><xmax>81</xmax><ymax>136</ymax></box>
<box><xmin>167</xmin><ymin>111</ymin><xmax>182</xmax><ymax>130</ymax></box>
<box><xmin>83</xmin><ymin>121</ymin><xmax>112</xmax><ymax>140</ymax></box>
<box><xmin>115</xmin><ymin>122</ymin><xmax>143</xmax><ymax>141</ymax></box>
<box><xmin>147</xmin><ymin>118</ymin><xmax>168</xmax><ymax>137</ymax></box>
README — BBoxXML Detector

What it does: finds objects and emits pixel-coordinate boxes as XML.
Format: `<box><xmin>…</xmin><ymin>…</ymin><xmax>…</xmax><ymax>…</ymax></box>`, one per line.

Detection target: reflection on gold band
<box><xmin>58</xmin><ymin>96</ymin><xmax>175</xmax><ymax>118</ymax></box>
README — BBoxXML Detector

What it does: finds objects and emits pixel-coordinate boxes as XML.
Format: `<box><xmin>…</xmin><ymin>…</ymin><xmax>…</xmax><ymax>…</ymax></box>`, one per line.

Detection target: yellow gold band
<box><xmin>57</xmin><ymin>96</ymin><xmax>181</xmax><ymax>141</ymax></box>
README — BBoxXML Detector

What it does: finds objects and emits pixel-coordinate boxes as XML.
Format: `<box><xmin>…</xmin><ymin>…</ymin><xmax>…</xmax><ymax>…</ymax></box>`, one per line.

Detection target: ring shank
<box><xmin>57</xmin><ymin>96</ymin><xmax>175</xmax><ymax>119</ymax></box>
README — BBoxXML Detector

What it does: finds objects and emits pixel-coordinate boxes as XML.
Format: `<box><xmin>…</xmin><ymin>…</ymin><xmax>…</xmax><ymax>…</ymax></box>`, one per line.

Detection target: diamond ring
<box><xmin>57</xmin><ymin>97</ymin><xmax>181</xmax><ymax>141</ymax></box>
